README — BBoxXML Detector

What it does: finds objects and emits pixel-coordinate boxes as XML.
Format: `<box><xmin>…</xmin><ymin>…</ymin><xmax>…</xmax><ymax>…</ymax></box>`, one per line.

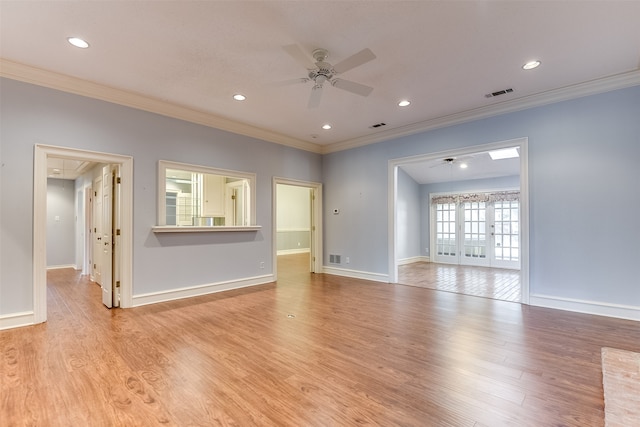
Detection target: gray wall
<box><xmin>0</xmin><ymin>78</ymin><xmax>322</xmax><ymax>315</ymax></box>
<box><xmin>396</xmin><ymin>167</ymin><xmax>421</xmax><ymax>261</ymax></box>
<box><xmin>323</xmin><ymin>85</ymin><xmax>640</xmax><ymax>307</ymax></box>
<box><xmin>46</xmin><ymin>178</ymin><xmax>76</xmax><ymax>267</ymax></box>
<box><xmin>2</xmin><ymin>77</ymin><xmax>640</xmax><ymax>317</ymax></box>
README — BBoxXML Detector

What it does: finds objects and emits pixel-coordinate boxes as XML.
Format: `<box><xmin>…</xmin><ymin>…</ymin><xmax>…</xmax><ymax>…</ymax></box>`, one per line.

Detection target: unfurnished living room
<box><xmin>1</xmin><ymin>2</ymin><xmax>639</xmax><ymax>426</ymax></box>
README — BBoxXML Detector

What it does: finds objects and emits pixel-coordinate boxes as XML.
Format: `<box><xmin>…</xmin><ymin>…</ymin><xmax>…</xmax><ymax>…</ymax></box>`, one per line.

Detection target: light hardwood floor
<box><xmin>398</xmin><ymin>262</ymin><xmax>521</xmax><ymax>302</ymax></box>
<box><xmin>2</xmin><ymin>255</ymin><xmax>639</xmax><ymax>426</ymax></box>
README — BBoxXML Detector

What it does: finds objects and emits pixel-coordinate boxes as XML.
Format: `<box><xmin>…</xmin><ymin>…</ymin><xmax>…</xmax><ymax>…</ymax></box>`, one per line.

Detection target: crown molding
<box><xmin>321</xmin><ymin>69</ymin><xmax>640</xmax><ymax>154</ymax></box>
<box><xmin>0</xmin><ymin>58</ymin><xmax>323</xmax><ymax>154</ymax></box>
<box><xmin>2</xmin><ymin>59</ymin><xmax>638</xmax><ymax>156</ymax></box>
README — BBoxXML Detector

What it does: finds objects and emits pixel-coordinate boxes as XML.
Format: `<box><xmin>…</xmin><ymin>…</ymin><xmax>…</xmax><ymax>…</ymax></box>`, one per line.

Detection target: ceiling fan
<box><xmin>281</xmin><ymin>44</ymin><xmax>376</xmax><ymax>108</ymax></box>
<box><xmin>430</xmin><ymin>156</ymin><xmax>475</xmax><ymax>169</ymax></box>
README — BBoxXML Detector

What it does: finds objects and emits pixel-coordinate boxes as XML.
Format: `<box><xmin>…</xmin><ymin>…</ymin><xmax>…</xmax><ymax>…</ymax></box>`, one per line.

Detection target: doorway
<box><xmin>34</xmin><ymin>145</ymin><xmax>133</xmax><ymax>324</ymax></box>
<box><xmin>273</xmin><ymin>178</ymin><xmax>323</xmax><ymax>281</ymax></box>
<box><xmin>389</xmin><ymin>138</ymin><xmax>529</xmax><ymax>304</ymax></box>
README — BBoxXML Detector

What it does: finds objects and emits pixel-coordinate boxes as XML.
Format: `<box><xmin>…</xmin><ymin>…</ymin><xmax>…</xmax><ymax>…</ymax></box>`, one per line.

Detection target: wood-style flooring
<box><xmin>2</xmin><ymin>254</ymin><xmax>639</xmax><ymax>426</ymax></box>
<box><xmin>398</xmin><ymin>262</ymin><xmax>521</xmax><ymax>302</ymax></box>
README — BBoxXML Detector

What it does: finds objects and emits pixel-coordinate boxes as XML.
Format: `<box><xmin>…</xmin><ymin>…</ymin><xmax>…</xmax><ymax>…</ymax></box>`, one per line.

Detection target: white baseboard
<box><xmin>277</xmin><ymin>248</ymin><xmax>311</xmax><ymax>255</ymax></box>
<box><xmin>323</xmin><ymin>266</ymin><xmax>389</xmax><ymax>283</ymax></box>
<box><xmin>46</xmin><ymin>264</ymin><xmax>78</xmax><ymax>270</ymax></box>
<box><xmin>132</xmin><ymin>274</ymin><xmax>275</xmax><ymax>307</ymax></box>
<box><xmin>397</xmin><ymin>256</ymin><xmax>430</xmax><ymax>266</ymax></box>
<box><xmin>530</xmin><ymin>294</ymin><xmax>640</xmax><ymax>322</ymax></box>
<box><xmin>0</xmin><ymin>311</ymin><xmax>35</xmax><ymax>330</ymax></box>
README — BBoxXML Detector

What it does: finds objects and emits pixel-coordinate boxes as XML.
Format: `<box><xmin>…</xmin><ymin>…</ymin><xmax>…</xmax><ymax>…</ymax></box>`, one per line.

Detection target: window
<box><xmin>157</xmin><ymin>160</ymin><xmax>256</xmax><ymax>228</ymax></box>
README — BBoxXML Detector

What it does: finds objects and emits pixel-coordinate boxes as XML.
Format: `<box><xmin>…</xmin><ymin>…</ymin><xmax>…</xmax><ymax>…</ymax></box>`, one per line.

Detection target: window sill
<box><xmin>152</xmin><ymin>225</ymin><xmax>262</xmax><ymax>233</ymax></box>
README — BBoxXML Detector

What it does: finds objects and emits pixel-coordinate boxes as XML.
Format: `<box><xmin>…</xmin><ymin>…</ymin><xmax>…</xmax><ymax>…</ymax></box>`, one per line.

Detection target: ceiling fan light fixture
<box><xmin>233</xmin><ymin>94</ymin><xmax>246</xmax><ymax>101</ymax></box>
<box><xmin>67</xmin><ymin>37</ymin><xmax>89</xmax><ymax>49</ymax></box>
<box><xmin>522</xmin><ymin>60</ymin><xmax>541</xmax><ymax>70</ymax></box>
<box><xmin>398</xmin><ymin>100</ymin><xmax>411</xmax><ymax>107</ymax></box>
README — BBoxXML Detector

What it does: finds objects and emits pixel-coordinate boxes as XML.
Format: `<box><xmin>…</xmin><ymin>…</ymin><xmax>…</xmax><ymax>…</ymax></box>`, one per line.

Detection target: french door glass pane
<box><xmin>436</xmin><ymin>203</ymin><xmax>456</xmax><ymax>256</ymax></box>
<box><xmin>463</xmin><ymin>202</ymin><xmax>486</xmax><ymax>258</ymax></box>
<box><xmin>494</xmin><ymin>201</ymin><xmax>519</xmax><ymax>261</ymax></box>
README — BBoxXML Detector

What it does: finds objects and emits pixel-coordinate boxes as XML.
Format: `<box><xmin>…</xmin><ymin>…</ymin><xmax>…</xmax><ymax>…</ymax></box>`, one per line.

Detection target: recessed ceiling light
<box><xmin>67</xmin><ymin>37</ymin><xmax>89</xmax><ymax>49</ymax></box>
<box><xmin>322</xmin><ymin>124</ymin><xmax>332</xmax><ymax>130</ymax></box>
<box><xmin>233</xmin><ymin>94</ymin><xmax>246</xmax><ymax>101</ymax></box>
<box><xmin>459</xmin><ymin>163</ymin><xmax>468</xmax><ymax>169</ymax></box>
<box><xmin>489</xmin><ymin>147</ymin><xmax>519</xmax><ymax>160</ymax></box>
<box><xmin>398</xmin><ymin>100</ymin><xmax>411</xmax><ymax>107</ymax></box>
<box><xmin>522</xmin><ymin>60</ymin><xmax>541</xmax><ymax>70</ymax></box>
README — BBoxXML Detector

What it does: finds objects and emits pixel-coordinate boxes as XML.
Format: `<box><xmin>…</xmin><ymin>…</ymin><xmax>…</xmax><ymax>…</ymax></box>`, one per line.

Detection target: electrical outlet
<box><xmin>346</xmin><ymin>257</ymin><xmax>350</xmax><ymax>264</ymax></box>
<box><xmin>259</xmin><ymin>262</ymin><xmax>265</xmax><ymax>269</ymax></box>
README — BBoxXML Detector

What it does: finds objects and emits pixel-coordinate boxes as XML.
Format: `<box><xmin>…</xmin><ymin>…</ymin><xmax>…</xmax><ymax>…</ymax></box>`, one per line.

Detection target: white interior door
<box><xmin>101</xmin><ymin>165</ymin><xmax>113</xmax><ymax>308</ymax></box>
<box><xmin>92</xmin><ymin>175</ymin><xmax>103</xmax><ymax>285</ymax></box>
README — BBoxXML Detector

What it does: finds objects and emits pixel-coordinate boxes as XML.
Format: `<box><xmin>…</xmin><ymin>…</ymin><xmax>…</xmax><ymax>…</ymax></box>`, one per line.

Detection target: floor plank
<box><xmin>1</xmin><ymin>257</ymin><xmax>638</xmax><ymax>426</ymax></box>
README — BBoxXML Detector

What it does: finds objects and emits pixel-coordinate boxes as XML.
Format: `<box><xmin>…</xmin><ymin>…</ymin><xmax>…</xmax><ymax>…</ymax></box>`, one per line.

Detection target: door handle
<box><xmin>97</xmin><ymin>237</ymin><xmax>102</xmax><ymax>240</ymax></box>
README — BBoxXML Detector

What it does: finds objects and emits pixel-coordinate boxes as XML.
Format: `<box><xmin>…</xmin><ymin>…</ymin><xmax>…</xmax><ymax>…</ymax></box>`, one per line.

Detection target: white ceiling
<box><xmin>47</xmin><ymin>157</ymin><xmax>95</xmax><ymax>180</ymax></box>
<box><xmin>2</xmin><ymin>1</ymin><xmax>639</xmax><ymax>182</ymax></box>
<box><xmin>401</xmin><ymin>148</ymin><xmax>521</xmax><ymax>185</ymax></box>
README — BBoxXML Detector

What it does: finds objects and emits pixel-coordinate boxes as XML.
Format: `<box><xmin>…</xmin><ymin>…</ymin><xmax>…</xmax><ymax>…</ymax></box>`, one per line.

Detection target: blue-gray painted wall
<box><xmin>323</xmin><ymin>85</ymin><xmax>640</xmax><ymax>306</ymax></box>
<box><xmin>0</xmin><ymin>78</ymin><xmax>322</xmax><ymax>314</ymax></box>
<box><xmin>1</xmin><ymin>77</ymin><xmax>639</xmax><ymax>316</ymax></box>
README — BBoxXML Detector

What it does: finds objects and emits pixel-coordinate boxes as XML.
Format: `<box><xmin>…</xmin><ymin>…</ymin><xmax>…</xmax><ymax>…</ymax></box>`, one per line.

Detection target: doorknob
<box><xmin>97</xmin><ymin>237</ymin><xmax>102</xmax><ymax>240</ymax></box>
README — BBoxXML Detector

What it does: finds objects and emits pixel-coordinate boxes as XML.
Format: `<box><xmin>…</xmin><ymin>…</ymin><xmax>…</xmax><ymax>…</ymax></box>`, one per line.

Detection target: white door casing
<box><xmin>33</xmin><ymin>144</ymin><xmax>133</xmax><ymax>324</ymax></box>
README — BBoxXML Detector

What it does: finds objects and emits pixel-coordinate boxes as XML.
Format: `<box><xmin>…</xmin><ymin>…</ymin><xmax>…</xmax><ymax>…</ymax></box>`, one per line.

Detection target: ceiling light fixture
<box><xmin>322</xmin><ymin>124</ymin><xmax>332</xmax><ymax>130</ymax></box>
<box><xmin>459</xmin><ymin>163</ymin><xmax>468</xmax><ymax>169</ymax></box>
<box><xmin>522</xmin><ymin>60</ymin><xmax>541</xmax><ymax>70</ymax></box>
<box><xmin>67</xmin><ymin>37</ymin><xmax>89</xmax><ymax>49</ymax></box>
<box><xmin>489</xmin><ymin>147</ymin><xmax>519</xmax><ymax>160</ymax></box>
<box><xmin>398</xmin><ymin>100</ymin><xmax>411</xmax><ymax>107</ymax></box>
<box><xmin>233</xmin><ymin>94</ymin><xmax>246</xmax><ymax>101</ymax></box>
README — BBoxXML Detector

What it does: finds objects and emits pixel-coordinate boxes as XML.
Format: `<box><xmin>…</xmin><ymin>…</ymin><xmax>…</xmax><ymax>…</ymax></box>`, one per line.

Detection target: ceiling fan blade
<box><xmin>308</xmin><ymin>86</ymin><xmax>323</xmax><ymax>108</ymax></box>
<box><xmin>269</xmin><ymin>77</ymin><xmax>310</xmax><ymax>87</ymax></box>
<box><xmin>332</xmin><ymin>79</ymin><xmax>373</xmax><ymax>97</ymax></box>
<box><xmin>333</xmin><ymin>48</ymin><xmax>376</xmax><ymax>74</ymax></box>
<box><xmin>282</xmin><ymin>44</ymin><xmax>316</xmax><ymax>70</ymax></box>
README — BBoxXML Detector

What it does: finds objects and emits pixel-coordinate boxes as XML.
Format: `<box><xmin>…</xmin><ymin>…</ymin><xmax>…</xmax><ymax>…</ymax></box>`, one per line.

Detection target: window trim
<box><xmin>153</xmin><ymin>160</ymin><xmax>259</xmax><ymax>232</ymax></box>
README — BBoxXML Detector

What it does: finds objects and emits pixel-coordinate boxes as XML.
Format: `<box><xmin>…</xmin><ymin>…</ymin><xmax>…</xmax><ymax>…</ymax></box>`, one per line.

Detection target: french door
<box><xmin>434</xmin><ymin>199</ymin><xmax>520</xmax><ymax>269</ymax></box>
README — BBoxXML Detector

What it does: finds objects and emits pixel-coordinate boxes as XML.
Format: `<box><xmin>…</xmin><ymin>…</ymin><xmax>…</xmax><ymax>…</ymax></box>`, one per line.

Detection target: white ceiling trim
<box><xmin>2</xmin><ymin>59</ymin><xmax>638</xmax><ymax>156</ymax></box>
<box><xmin>0</xmin><ymin>59</ymin><xmax>321</xmax><ymax>154</ymax></box>
<box><xmin>323</xmin><ymin>70</ymin><xmax>640</xmax><ymax>154</ymax></box>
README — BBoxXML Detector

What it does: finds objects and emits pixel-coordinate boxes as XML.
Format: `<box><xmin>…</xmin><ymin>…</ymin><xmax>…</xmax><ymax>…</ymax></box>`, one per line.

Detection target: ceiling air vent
<box><xmin>485</xmin><ymin>88</ymin><xmax>514</xmax><ymax>98</ymax></box>
<box><xmin>370</xmin><ymin>122</ymin><xmax>386</xmax><ymax>128</ymax></box>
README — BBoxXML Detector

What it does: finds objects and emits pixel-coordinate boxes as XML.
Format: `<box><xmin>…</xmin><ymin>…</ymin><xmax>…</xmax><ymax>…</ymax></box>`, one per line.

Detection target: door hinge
<box><xmin>115</xmin><ymin>281</ymin><xmax>121</xmax><ymax>288</ymax></box>
<box><xmin>95</xmin><ymin>191</ymin><xmax>97</xmax><ymax>197</ymax></box>
<box><xmin>93</xmin><ymin>263</ymin><xmax>96</xmax><ymax>269</ymax></box>
<box><xmin>312</xmin><ymin>226</ymin><xmax>316</xmax><ymax>231</ymax></box>
<box><xmin>313</xmin><ymin>257</ymin><xmax>316</xmax><ymax>261</ymax></box>
<box><xmin>116</xmin><ymin>229</ymin><xmax>121</xmax><ymax>236</ymax></box>
<box><xmin>117</xmin><ymin>177</ymin><xmax>121</xmax><ymax>184</ymax></box>
<box><xmin>94</xmin><ymin>227</ymin><xmax>97</xmax><ymax>233</ymax></box>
